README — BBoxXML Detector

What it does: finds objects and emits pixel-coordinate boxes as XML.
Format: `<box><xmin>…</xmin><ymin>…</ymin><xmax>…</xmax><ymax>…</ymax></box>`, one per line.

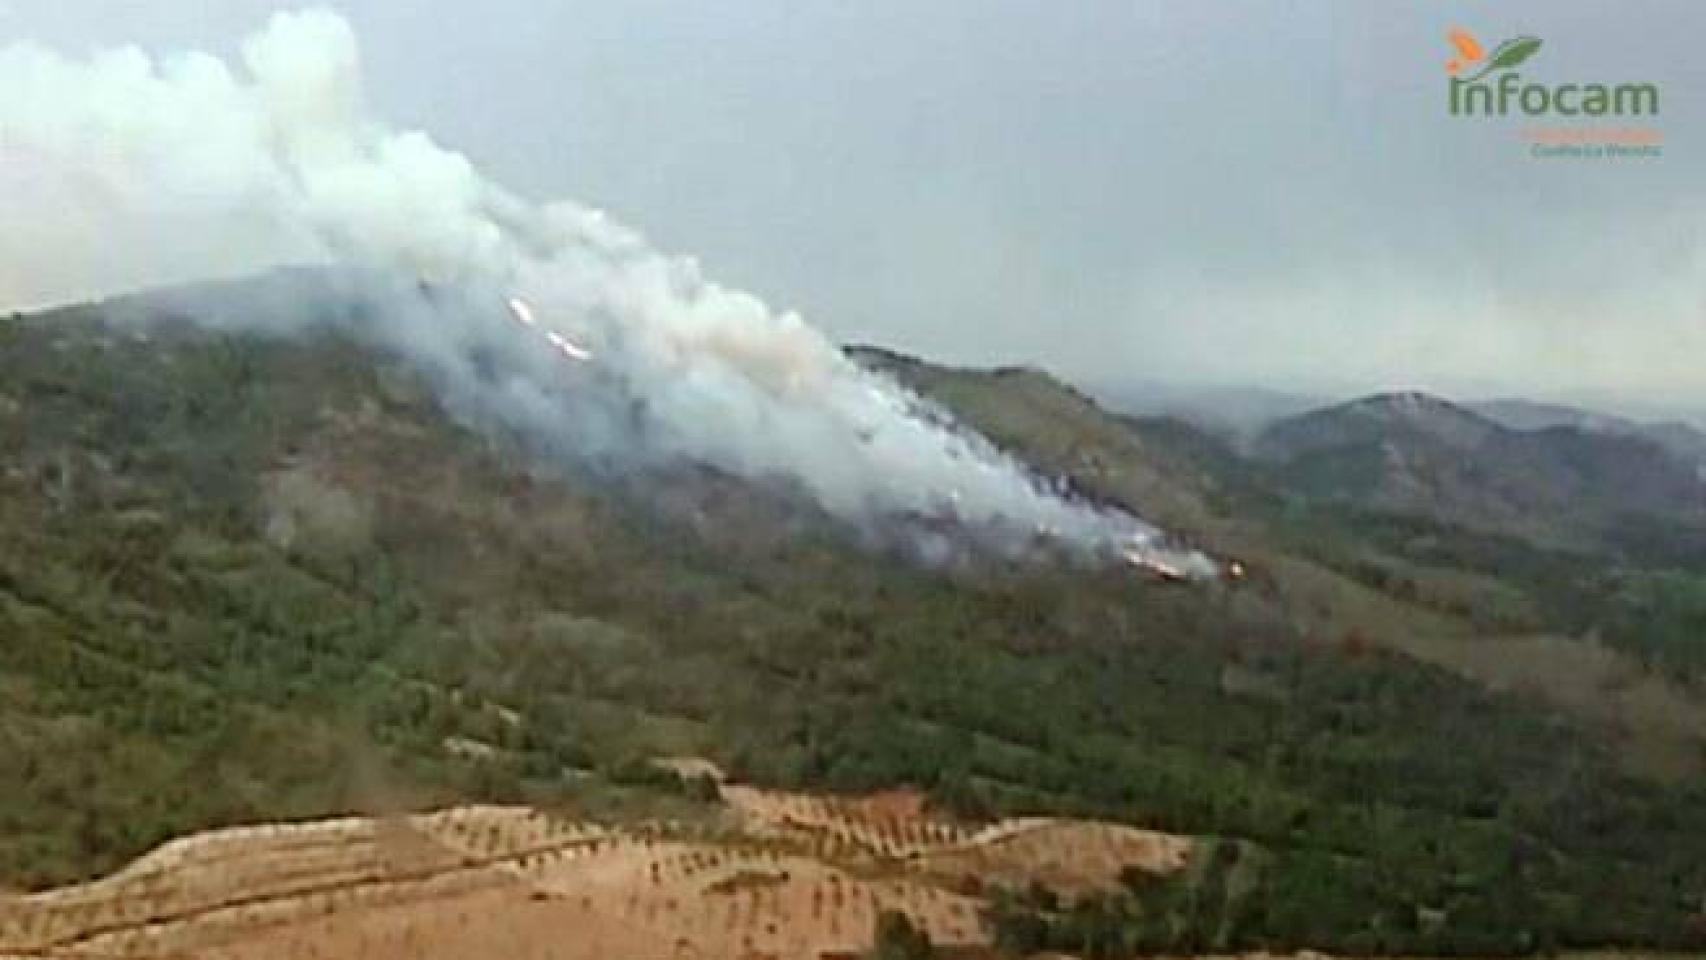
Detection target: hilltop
<box><xmin>1251</xmin><ymin>391</ymin><xmax>1706</xmax><ymax>552</ymax></box>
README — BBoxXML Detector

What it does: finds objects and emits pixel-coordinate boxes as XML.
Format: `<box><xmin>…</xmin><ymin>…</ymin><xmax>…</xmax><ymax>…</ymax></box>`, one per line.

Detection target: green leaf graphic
<box><xmin>1475</xmin><ymin>36</ymin><xmax>1543</xmax><ymax>77</ymax></box>
<box><xmin>1489</xmin><ymin>36</ymin><xmax>1543</xmax><ymax>68</ymax></box>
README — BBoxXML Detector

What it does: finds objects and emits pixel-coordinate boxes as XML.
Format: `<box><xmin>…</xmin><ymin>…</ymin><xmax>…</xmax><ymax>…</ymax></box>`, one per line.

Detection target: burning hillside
<box><xmin>0</xmin><ymin>9</ymin><xmax>1212</xmax><ymax>577</ymax></box>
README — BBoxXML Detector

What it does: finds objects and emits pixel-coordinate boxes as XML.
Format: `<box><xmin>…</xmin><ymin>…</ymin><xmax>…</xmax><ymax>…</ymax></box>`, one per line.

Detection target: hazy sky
<box><xmin>3</xmin><ymin>1</ymin><xmax>1703</xmax><ymax>411</ymax></box>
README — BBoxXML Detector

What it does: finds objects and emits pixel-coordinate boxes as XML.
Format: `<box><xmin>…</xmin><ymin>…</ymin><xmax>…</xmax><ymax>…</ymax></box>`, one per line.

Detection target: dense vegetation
<box><xmin>2</xmin><ymin>298</ymin><xmax>1704</xmax><ymax>952</ymax></box>
<box><xmin>1255</xmin><ymin>503</ymin><xmax>1706</xmax><ymax>683</ymax></box>
<box><xmin>1134</xmin><ymin>412</ymin><xmax>1706</xmax><ymax>684</ymax></box>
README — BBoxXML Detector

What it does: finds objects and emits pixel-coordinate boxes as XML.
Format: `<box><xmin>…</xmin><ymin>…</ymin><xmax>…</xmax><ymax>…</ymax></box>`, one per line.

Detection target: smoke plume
<box><xmin>0</xmin><ymin>8</ymin><xmax>1212</xmax><ymax>575</ymax></box>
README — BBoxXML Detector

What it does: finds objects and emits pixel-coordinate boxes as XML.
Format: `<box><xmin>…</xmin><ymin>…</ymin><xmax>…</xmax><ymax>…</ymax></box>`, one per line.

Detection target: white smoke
<box><xmin>0</xmin><ymin>8</ymin><xmax>1213</xmax><ymax>575</ymax></box>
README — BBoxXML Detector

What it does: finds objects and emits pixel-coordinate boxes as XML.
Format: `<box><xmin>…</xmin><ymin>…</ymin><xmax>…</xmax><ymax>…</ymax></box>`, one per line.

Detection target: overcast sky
<box><xmin>3</xmin><ymin>1</ymin><xmax>1703</xmax><ymax>413</ymax></box>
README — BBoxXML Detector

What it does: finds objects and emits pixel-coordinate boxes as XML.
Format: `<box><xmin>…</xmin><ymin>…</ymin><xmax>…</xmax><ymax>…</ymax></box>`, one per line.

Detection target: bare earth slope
<box><xmin>0</xmin><ymin>783</ymin><xmax>1190</xmax><ymax>960</ymax></box>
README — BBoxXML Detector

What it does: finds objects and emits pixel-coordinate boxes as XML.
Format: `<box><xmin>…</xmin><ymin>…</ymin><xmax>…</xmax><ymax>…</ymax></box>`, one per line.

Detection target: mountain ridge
<box><xmin>1471</xmin><ymin>397</ymin><xmax>1706</xmax><ymax>466</ymax></box>
<box><xmin>1250</xmin><ymin>389</ymin><xmax>1706</xmax><ymax>549</ymax></box>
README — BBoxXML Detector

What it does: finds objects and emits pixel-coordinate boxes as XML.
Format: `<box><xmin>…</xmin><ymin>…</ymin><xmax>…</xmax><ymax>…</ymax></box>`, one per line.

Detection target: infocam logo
<box><xmin>1445</xmin><ymin>28</ymin><xmax>1660</xmax><ymax>117</ymax></box>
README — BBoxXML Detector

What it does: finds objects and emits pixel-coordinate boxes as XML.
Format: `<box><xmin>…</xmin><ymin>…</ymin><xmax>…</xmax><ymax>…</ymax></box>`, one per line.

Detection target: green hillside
<box><xmin>2</xmin><ymin>289</ymin><xmax>1705</xmax><ymax>952</ymax></box>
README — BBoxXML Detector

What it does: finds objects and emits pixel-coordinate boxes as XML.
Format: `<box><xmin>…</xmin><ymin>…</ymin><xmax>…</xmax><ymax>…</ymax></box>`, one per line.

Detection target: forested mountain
<box><xmin>1253</xmin><ymin>391</ymin><xmax>1706</xmax><ymax>555</ymax></box>
<box><xmin>2</xmin><ymin>283</ymin><xmax>1705</xmax><ymax>952</ymax></box>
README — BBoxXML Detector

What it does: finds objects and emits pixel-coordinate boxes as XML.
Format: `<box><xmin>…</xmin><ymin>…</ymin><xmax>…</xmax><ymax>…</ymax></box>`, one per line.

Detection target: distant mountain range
<box><xmin>1094</xmin><ymin>382</ymin><xmax>1706</xmax><ymax>467</ymax></box>
<box><xmin>1250</xmin><ymin>391</ymin><xmax>1706</xmax><ymax>551</ymax></box>
<box><xmin>1469</xmin><ymin>397</ymin><xmax>1706</xmax><ymax>466</ymax></box>
<box><xmin>1085</xmin><ymin>380</ymin><xmax>1329</xmax><ymax>437</ymax></box>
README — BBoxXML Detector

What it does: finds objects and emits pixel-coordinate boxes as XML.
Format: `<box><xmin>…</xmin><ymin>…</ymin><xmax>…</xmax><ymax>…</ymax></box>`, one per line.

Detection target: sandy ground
<box><xmin>722</xmin><ymin>785</ymin><xmax>1191</xmax><ymax>895</ymax></box>
<box><xmin>0</xmin><ymin>783</ymin><xmax>1191</xmax><ymax>959</ymax></box>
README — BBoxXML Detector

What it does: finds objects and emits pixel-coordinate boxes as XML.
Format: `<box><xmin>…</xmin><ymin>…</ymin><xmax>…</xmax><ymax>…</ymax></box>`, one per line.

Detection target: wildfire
<box><xmin>506</xmin><ymin>296</ymin><xmax>593</xmax><ymax>362</ymax></box>
<box><xmin>1121</xmin><ymin>546</ymin><xmax>1187</xmax><ymax>582</ymax></box>
<box><xmin>1120</xmin><ymin>543</ymin><xmax>1240</xmax><ymax>584</ymax></box>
